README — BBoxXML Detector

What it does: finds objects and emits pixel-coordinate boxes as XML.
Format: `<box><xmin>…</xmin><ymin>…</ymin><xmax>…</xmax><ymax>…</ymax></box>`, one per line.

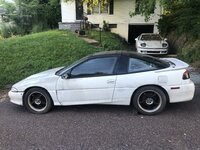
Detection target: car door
<box><xmin>113</xmin><ymin>55</ymin><xmax>161</xmax><ymax>104</ymax></box>
<box><xmin>56</xmin><ymin>56</ymin><xmax>118</xmax><ymax>105</ymax></box>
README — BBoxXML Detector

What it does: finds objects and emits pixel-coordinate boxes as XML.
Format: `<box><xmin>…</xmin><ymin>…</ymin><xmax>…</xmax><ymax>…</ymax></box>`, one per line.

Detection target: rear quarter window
<box><xmin>128</xmin><ymin>58</ymin><xmax>159</xmax><ymax>73</ymax></box>
<box><xmin>116</xmin><ymin>55</ymin><xmax>170</xmax><ymax>74</ymax></box>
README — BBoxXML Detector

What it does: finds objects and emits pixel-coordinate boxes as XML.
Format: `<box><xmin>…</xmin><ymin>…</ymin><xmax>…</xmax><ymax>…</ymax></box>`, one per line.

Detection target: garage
<box><xmin>128</xmin><ymin>25</ymin><xmax>154</xmax><ymax>44</ymax></box>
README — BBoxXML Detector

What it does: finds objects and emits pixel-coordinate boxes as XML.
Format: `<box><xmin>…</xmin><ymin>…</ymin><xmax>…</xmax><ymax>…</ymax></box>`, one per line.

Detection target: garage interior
<box><xmin>128</xmin><ymin>25</ymin><xmax>154</xmax><ymax>44</ymax></box>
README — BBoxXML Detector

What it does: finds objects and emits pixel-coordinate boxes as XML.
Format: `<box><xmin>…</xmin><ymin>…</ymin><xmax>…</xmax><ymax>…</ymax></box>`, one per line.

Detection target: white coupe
<box><xmin>135</xmin><ymin>33</ymin><xmax>168</xmax><ymax>55</ymax></box>
<box><xmin>9</xmin><ymin>51</ymin><xmax>195</xmax><ymax>115</ymax></box>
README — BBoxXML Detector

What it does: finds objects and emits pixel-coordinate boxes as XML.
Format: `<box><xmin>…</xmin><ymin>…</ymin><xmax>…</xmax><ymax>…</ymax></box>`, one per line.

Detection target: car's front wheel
<box><xmin>132</xmin><ymin>86</ymin><xmax>167</xmax><ymax>115</ymax></box>
<box><xmin>24</xmin><ymin>88</ymin><xmax>53</xmax><ymax>114</ymax></box>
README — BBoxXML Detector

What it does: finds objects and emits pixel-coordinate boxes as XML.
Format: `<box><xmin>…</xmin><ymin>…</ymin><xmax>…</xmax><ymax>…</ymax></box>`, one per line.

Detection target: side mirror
<box><xmin>61</xmin><ymin>73</ymin><xmax>70</xmax><ymax>79</ymax></box>
<box><xmin>164</xmin><ymin>38</ymin><xmax>167</xmax><ymax>41</ymax></box>
<box><xmin>135</xmin><ymin>38</ymin><xmax>138</xmax><ymax>41</ymax></box>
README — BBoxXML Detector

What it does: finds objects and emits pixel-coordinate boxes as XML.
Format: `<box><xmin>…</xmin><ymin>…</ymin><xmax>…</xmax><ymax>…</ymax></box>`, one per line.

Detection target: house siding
<box><xmin>60</xmin><ymin>0</ymin><xmax>162</xmax><ymax>41</ymax></box>
<box><xmin>61</xmin><ymin>0</ymin><xmax>76</xmax><ymax>22</ymax></box>
<box><xmin>87</xmin><ymin>0</ymin><xmax>161</xmax><ymax>41</ymax></box>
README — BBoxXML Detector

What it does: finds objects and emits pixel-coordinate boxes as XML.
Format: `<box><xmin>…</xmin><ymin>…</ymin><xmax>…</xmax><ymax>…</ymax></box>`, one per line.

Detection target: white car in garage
<box><xmin>9</xmin><ymin>51</ymin><xmax>195</xmax><ymax>115</ymax></box>
<box><xmin>135</xmin><ymin>33</ymin><xmax>168</xmax><ymax>55</ymax></box>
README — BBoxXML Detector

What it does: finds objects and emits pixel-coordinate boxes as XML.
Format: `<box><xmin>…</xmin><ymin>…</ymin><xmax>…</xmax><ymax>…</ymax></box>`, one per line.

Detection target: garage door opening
<box><xmin>128</xmin><ymin>25</ymin><xmax>154</xmax><ymax>44</ymax></box>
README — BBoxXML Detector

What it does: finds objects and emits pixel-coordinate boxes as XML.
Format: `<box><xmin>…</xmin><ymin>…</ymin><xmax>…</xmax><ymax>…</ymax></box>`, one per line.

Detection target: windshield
<box><xmin>55</xmin><ymin>56</ymin><xmax>88</xmax><ymax>76</ymax></box>
<box><xmin>141</xmin><ymin>34</ymin><xmax>162</xmax><ymax>41</ymax></box>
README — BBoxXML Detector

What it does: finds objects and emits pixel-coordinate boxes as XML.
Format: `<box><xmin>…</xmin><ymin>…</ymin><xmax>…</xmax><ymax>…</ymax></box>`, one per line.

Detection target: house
<box><xmin>59</xmin><ymin>0</ymin><xmax>163</xmax><ymax>44</ymax></box>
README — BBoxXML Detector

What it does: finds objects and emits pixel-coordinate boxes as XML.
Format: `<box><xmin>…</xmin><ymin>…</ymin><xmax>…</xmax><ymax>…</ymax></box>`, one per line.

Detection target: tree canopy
<box><xmin>0</xmin><ymin>0</ymin><xmax>61</xmax><ymax>37</ymax></box>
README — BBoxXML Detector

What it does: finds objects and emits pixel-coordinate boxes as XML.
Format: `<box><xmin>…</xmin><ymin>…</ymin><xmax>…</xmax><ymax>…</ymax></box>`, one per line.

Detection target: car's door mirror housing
<box><xmin>61</xmin><ymin>73</ymin><xmax>71</xmax><ymax>79</ymax></box>
<box><xmin>135</xmin><ymin>38</ymin><xmax>138</xmax><ymax>41</ymax></box>
<box><xmin>164</xmin><ymin>38</ymin><xmax>167</xmax><ymax>41</ymax></box>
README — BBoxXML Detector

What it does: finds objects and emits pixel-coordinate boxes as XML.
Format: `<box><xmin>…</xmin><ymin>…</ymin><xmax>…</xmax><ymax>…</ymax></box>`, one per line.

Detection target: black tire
<box><xmin>132</xmin><ymin>86</ymin><xmax>167</xmax><ymax>115</ymax></box>
<box><xmin>24</xmin><ymin>88</ymin><xmax>53</xmax><ymax>114</ymax></box>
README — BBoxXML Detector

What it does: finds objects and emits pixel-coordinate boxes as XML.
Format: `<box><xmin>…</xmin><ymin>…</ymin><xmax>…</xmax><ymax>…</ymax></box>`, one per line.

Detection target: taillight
<box><xmin>183</xmin><ymin>70</ymin><xmax>190</xmax><ymax>80</ymax></box>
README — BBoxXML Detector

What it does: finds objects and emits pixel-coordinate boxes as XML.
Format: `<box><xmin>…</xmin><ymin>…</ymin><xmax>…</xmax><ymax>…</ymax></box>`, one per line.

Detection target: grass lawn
<box><xmin>88</xmin><ymin>30</ymin><xmax>131</xmax><ymax>50</ymax></box>
<box><xmin>0</xmin><ymin>30</ymin><xmax>130</xmax><ymax>88</ymax></box>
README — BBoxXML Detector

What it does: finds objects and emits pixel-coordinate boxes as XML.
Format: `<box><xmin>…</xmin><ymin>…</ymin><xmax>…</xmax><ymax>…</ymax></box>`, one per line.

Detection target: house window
<box><xmin>87</xmin><ymin>0</ymin><xmax>114</xmax><ymax>15</ymax></box>
<box><xmin>135</xmin><ymin>0</ymin><xmax>155</xmax><ymax>14</ymax></box>
<box><xmin>109</xmin><ymin>24</ymin><xmax>117</xmax><ymax>28</ymax></box>
<box><xmin>109</xmin><ymin>0</ymin><xmax>114</xmax><ymax>14</ymax></box>
<box><xmin>92</xmin><ymin>24</ymin><xmax>100</xmax><ymax>28</ymax></box>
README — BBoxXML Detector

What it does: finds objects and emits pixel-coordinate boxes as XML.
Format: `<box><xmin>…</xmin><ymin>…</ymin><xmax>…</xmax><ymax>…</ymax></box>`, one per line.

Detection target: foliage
<box><xmin>0</xmin><ymin>30</ymin><xmax>129</xmax><ymax>88</ymax></box>
<box><xmin>0</xmin><ymin>22</ymin><xmax>17</xmax><ymax>38</ymax></box>
<box><xmin>102</xmin><ymin>20</ymin><xmax>110</xmax><ymax>32</ymax></box>
<box><xmin>65</xmin><ymin>0</ymin><xmax>108</xmax><ymax>9</ymax></box>
<box><xmin>88</xmin><ymin>30</ymin><xmax>130</xmax><ymax>50</ymax></box>
<box><xmin>157</xmin><ymin>0</ymin><xmax>200</xmax><ymax>64</ymax></box>
<box><xmin>158</xmin><ymin>0</ymin><xmax>200</xmax><ymax>38</ymax></box>
<box><xmin>179</xmin><ymin>40</ymin><xmax>200</xmax><ymax>63</ymax></box>
<box><xmin>0</xmin><ymin>0</ymin><xmax>61</xmax><ymax>37</ymax></box>
<box><xmin>129</xmin><ymin>0</ymin><xmax>156</xmax><ymax>22</ymax></box>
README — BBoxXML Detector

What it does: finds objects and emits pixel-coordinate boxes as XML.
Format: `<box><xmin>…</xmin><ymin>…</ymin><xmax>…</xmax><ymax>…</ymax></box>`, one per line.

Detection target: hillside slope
<box><xmin>0</xmin><ymin>30</ymin><xmax>128</xmax><ymax>88</ymax></box>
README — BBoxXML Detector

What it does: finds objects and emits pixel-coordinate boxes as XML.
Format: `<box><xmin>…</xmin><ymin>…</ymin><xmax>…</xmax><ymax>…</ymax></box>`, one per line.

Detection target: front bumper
<box><xmin>166</xmin><ymin>81</ymin><xmax>195</xmax><ymax>103</ymax></box>
<box><xmin>137</xmin><ymin>47</ymin><xmax>168</xmax><ymax>55</ymax></box>
<box><xmin>8</xmin><ymin>91</ymin><xmax>24</xmax><ymax>106</ymax></box>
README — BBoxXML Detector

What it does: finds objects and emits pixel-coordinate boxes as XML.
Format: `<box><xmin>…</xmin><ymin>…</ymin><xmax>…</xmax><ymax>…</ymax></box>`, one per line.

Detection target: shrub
<box><xmin>32</xmin><ymin>23</ymin><xmax>45</xmax><ymax>33</ymax></box>
<box><xmin>102</xmin><ymin>20</ymin><xmax>110</xmax><ymax>32</ymax></box>
<box><xmin>0</xmin><ymin>22</ymin><xmax>16</xmax><ymax>38</ymax></box>
<box><xmin>179</xmin><ymin>40</ymin><xmax>200</xmax><ymax>63</ymax></box>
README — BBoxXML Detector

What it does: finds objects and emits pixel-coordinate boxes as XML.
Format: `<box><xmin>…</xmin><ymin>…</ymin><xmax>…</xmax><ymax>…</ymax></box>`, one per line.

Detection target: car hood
<box><xmin>140</xmin><ymin>40</ymin><xmax>167</xmax><ymax>48</ymax></box>
<box><xmin>26</xmin><ymin>67</ymin><xmax>63</xmax><ymax>80</ymax></box>
<box><xmin>12</xmin><ymin>67</ymin><xmax>63</xmax><ymax>90</ymax></box>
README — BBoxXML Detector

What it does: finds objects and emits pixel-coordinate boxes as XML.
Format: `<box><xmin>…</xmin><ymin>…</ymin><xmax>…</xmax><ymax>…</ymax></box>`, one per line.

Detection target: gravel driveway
<box><xmin>0</xmin><ymin>68</ymin><xmax>200</xmax><ymax>150</ymax></box>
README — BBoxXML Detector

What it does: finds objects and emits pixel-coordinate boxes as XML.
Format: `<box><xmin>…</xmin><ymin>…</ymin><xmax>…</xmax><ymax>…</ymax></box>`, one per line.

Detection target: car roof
<box><xmin>88</xmin><ymin>50</ymin><xmax>140</xmax><ymax>58</ymax></box>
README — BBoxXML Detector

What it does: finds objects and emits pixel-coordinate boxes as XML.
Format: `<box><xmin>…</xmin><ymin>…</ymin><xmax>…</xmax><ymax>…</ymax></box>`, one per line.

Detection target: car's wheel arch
<box><xmin>130</xmin><ymin>84</ymin><xmax>169</xmax><ymax>106</ymax></box>
<box><xmin>23</xmin><ymin>86</ymin><xmax>54</xmax><ymax>106</ymax></box>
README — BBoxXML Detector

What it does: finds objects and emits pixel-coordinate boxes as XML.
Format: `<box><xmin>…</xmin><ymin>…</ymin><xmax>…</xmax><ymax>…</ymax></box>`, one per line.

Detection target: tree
<box><xmin>0</xmin><ymin>0</ymin><xmax>61</xmax><ymax>36</ymax></box>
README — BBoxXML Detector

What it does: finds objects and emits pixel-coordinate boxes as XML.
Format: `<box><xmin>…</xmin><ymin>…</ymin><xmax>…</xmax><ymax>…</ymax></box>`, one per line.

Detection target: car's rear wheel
<box><xmin>24</xmin><ymin>88</ymin><xmax>53</xmax><ymax>114</ymax></box>
<box><xmin>132</xmin><ymin>86</ymin><xmax>167</xmax><ymax>115</ymax></box>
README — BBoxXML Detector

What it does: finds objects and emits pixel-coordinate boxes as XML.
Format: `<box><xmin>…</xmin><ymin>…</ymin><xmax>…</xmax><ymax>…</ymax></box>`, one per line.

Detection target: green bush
<box><xmin>180</xmin><ymin>40</ymin><xmax>200</xmax><ymax>63</ymax></box>
<box><xmin>103</xmin><ymin>20</ymin><xmax>110</xmax><ymax>32</ymax></box>
<box><xmin>32</xmin><ymin>23</ymin><xmax>46</xmax><ymax>33</ymax></box>
<box><xmin>0</xmin><ymin>22</ymin><xmax>16</xmax><ymax>38</ymax></box>
<box><xmin>88</xmin><ymin>30</ymin><xmax>129</xmax><ymax>50</ymax></box>
<box><xmin>158</xmin><ymin>1</ymin><xmax>200</xmax><ymax>65</ymax></box>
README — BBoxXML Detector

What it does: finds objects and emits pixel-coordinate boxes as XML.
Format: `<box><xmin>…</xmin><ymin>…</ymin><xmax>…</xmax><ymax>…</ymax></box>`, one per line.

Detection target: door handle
<box><xmin>107</xmin><ymin>80</ymin><xmax>115</xmax><ymax>84</ymax></box>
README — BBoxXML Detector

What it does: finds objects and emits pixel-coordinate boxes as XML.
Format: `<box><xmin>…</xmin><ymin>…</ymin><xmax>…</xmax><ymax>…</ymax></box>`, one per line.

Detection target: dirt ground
<box><xmin>0</xmin><ymin>90</ymin><xmax>9</xmax><ymax>102</ymax></box>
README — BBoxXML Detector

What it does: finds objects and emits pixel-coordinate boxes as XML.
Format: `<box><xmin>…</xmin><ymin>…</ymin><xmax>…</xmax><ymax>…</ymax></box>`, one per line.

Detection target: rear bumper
<box><xmin>8</xmin><ymin>91</ymin><xmax>23</xmax><ymax>106</ymax></box>
<box><xmin>166</xmin><ymin>81</ymin><xmax>195</xmax><ymax>103</ymax></box>
<box><xmin>137</xmin><ymin>47</ymin><xmax>168</xmax><ymax>55</ymax></box>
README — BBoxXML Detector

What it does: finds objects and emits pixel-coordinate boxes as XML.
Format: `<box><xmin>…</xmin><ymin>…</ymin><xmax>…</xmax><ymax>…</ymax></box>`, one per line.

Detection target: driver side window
<box><xmin>71</xmin><ymin>57</ymin><xmax>117</xmax><ymax>77</ymax></box>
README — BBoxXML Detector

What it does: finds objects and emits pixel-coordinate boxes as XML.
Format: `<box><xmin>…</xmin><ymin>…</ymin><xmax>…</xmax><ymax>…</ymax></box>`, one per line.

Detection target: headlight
<box><xmin>140</xmin><ymin>43</ymin><xmax>146</xmax><ymax>47</ymax></box>
<box><xmin>11</xmin><ymin>87</ymin><xmax>18</xmax><ymax>92</ymax></box>
<box><xmin>162</xmin><ymin>43</ymin><xmax>168</xmax><ymax>47</ymax></box>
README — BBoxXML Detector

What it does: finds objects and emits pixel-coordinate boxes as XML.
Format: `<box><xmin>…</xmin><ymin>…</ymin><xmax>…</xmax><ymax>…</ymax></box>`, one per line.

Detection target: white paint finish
<box><xmin>112</xmin><ymin>71</ymin><xmax>157</xmax><ymax>103</ymax></box>
<box><xmin>10</xmin><ymin>67</ymin><xmax>62</xmax><ymax>105</ymax></box>
<box><xmin>56</xmin><ymin>76</ymin><xmax>116</xmax><ymax>104</ymax></box>
<box><xmin>9</xmin><ymin>91</ymin><xmax>23</xmax><ymax>105</ymax></box>
<box><xmin>158</xmin><ymin>76</ymin><xmax>168</xmax><ymax>84</ymax></box>
<box><xmin>135</xmin><ymin>33</ymin><xmax>168</xmax><ymax>54</ymax></box>
<box><xmin>9</xmin><ymin>55</ymin><xmax>195</xmax><ymax>108</ymax></box>
<box><xmin>162</xmin><ymin>82</ymin><xmax>195</xmax><ymax>103</ymax></box>
<box><xmin>61</xmin><ymin>0</ymin><xmax>76</xmax><ymax>22</ymax></box>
